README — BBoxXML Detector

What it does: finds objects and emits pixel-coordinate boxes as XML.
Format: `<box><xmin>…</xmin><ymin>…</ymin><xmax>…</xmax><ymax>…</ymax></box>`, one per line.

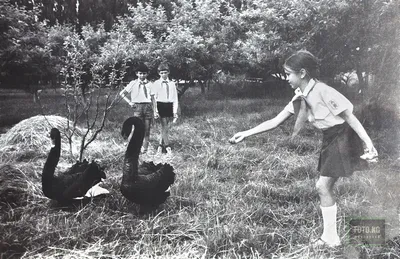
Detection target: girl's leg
<box><xmin>316</xmin><ymin>176</ymin><xmax>337</xmax><ymax>206</ymax></box>
<box><xmin>315</xmin><ymin>176</ymin><xmax>341</xmax><ymax>246</ymax></box>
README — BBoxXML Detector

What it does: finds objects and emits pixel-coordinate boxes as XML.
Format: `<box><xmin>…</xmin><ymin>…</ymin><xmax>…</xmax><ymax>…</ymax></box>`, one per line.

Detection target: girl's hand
<box><xmin>229</xmin><ymin>132</ymin><xmax>246</xmax><ymax>144</ymax></box>
<box><xmin>360</xmin><ymin>144</ymin><xmax>378</xmax><ymax>163</ymax></box>
<box><xmin>154</xmin><ymin>111</ymin><xmax>159</xmax><ymax>119</ymax></box>
<box><xmin>172</xmin><ymin>114</ymin><xmax>178</xmax><ymax>123</ymax></box>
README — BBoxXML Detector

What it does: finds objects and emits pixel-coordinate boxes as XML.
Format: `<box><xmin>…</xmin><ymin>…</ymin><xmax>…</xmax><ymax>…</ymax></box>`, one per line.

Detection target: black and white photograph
<box><xmin>0</xmin><ymin>0</ymin><xmax>399</xmax><ymax>258</ymax></box>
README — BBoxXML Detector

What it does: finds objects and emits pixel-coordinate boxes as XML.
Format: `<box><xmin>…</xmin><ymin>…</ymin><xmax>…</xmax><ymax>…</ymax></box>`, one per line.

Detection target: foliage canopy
<box><xmin>0</xmin><ymin>0</ymin><xmax>398</xmax><ymax>100</ymax></box>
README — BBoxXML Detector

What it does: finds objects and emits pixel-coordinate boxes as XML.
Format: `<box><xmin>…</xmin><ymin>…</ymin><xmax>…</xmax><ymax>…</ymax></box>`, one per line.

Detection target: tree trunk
<box><xmin>33</xmin><ymin>90</ymin><xmax>39</xmax><ymax>103</ymax></box>
<box><xmin>355</xmin><ymin>68</ymin><xmax>365</xmax><ymax>103</ymax></box>
<box><xmin>28</xmin><ymin>84</ymin><xmax>39</xmax><ymax>103</ymax></box>
<box><xmin>177</xmin><ymin>80</ymin><xmax>193</xmax><ymax>98</ymax></box>
<box><xmin>200</xmin><ymin>80</ymin><xmax>206</xmax><ymax>94</ymax></box>
<box><xmin>80</xmin><ymin>84</ymin><xmax>88</xmax><ymax>106</ymax></box>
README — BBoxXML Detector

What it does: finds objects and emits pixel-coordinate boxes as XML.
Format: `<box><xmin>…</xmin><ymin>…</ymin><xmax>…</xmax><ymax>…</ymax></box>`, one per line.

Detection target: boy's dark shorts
<box><xmin>318</xmin><ymin>123</ymin><xmax>364</xmax><ymax>178</ymax></box>
<box><xmin>133</xmin><ymin>103</ymin><xmax>153</xmax><ymax>120</ymax></box>
<box><xmin>157</xmin><ymin>102</ymin><xmax>173</xmax><ymax>118</ymax></box>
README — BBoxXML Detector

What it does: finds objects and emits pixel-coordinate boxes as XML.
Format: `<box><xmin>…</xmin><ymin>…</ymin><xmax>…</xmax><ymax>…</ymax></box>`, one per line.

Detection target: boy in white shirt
<box><xmin>119</xmin><ymin>63</ymin><xmax>154</xmax><ymax>153</ymax></box>
<box><xmin>152</xmin><ymin>63</ymin><xmax>179</xmax><ymax>155</ymax></box>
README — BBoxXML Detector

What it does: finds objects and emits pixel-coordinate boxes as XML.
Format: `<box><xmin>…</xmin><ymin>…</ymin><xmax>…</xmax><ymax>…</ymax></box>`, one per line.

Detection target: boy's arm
<box><xmin>150</xmin><ymin>82</ymin><xmax>159</xmax><ymax>118</ymax></box>
<box><xmin>119</xmin><ymin>82</ymin><xmax>133</xmax><ymax>105</ymax></box>
<box><xmin>172</xmin><ymin>82</ymin><xmax>179</xmax><ymax>118</ymax></box>
<box><xmin>230</xmin><ymin>109</ymin><xmax>292</xmax><ymax>143</ymax></box>
<box><xmin>151</xmin><ymin>94</ymin><xmax>158</xmax><ymax>118</ymax></box>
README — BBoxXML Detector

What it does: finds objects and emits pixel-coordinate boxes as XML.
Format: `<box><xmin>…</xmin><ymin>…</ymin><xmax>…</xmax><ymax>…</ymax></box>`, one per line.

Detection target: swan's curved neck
<box><xmin>126</xmin><ymin>122</ymin><xmax>144</xmax><ymax>156</ymax></box>
<box><xmin>43</xmin><ymin>137</ymin><xmax>61</xmax><ymax>179</ymax></box>
<box><xmin>124</xmin><ymin>120</ymin><xmax>144</xmax><ymax>174</ymax></box>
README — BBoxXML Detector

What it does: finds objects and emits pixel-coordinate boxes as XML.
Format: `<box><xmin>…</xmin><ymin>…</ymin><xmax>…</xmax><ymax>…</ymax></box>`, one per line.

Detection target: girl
<box><xmin>229</xmin><ymin>50</ymin><xmax>378</xmax><ymax>247</ymax></box>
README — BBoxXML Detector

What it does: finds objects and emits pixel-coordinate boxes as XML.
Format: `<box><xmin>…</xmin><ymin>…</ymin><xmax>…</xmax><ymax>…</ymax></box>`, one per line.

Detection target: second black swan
<box><xmin>120</xmin><ymin>117</ymin><xmax>175</xmax><ymax>209</ymax></box>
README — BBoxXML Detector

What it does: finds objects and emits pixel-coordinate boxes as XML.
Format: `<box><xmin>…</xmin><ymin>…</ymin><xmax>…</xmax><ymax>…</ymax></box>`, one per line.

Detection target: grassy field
<box><xmin>0</xmin><ymin>87</ymin><xmax>399</xmax><ymax>258</ymax></box>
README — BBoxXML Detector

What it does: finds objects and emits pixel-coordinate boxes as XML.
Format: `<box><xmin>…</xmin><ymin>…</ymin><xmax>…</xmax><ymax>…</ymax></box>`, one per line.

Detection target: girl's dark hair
<box><xmin>284</xmin><ymin>50</ymin><xmax>320</xmax><ymax>78</ymax></box>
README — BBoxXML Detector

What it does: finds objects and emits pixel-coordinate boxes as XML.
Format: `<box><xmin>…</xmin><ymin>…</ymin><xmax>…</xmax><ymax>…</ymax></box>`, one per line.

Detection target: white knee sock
<box><xmin>320</xmin><ymin>203</ymin><xmax>341</xmax><ymax>245</ymax></box>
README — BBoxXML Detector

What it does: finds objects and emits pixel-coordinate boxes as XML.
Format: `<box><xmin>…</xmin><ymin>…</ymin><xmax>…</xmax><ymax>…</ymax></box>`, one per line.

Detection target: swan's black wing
<box><xmin>138</xmin><ymin>162</ymin><xmax>175</xmax><ymax>190</ymax></box>
<box><xmin>51</xmin><ymin>162</ymin><xmax>106</xmax><ymax>201</ymax></box>
<box><xmin>138</xmin><ymin>161</ymin><xmax>163</xmax><ymax>175</ymax></box>
<box><xmin>47</xmin><ymin>174</ymin><xmax>80</xmax><ymax>201</ymax></box>
<box><xmin>121</xmin><ymin>162</ymin><xmax>175</xmax><ymax>206</ymax></box>
<box><xmin>64</xmin><ymin>159</ymin><xmax>90</xmax><ymax>175</ymax></box>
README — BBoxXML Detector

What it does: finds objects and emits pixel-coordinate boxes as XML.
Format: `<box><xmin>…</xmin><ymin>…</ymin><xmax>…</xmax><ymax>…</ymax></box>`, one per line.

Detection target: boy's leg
<box><xmin>315</xmin><ymin>176</ymin><xmax>341</xmax><ymax>246</ymax></box>
<box><xmin>156</xmin><ymin>117</ymin><xmax>167</xmax><ymax>154</ymax></box>
<box><xmin>160</xmin><ymin>117</ymin><xmax>169</xmax><ymax>147</ymax></box>
<box><xmin>142</xmin><ymin>118</ymin><xmax>151</xmax><ymax>152</ymax></box>
<box><xmin>165</xmin><ymin>118</ymin><xmax>173</xmax><ymax>154</ymax></box>
<box><xmin>140</xmin><ymin>103</ymin><xmax>153</xmax><ymax>153</ymax></box>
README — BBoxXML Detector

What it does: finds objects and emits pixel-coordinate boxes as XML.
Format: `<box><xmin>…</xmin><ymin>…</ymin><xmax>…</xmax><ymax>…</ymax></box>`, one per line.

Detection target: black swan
<box><xmin>120</xmin><ymin>117</ymin><xmax>175</xmax><ymax>210</ymax></box>
<box><xmin>42</xmin><ymin>128</ymin><xmax>107</xmax><ymax>203</ymax></box>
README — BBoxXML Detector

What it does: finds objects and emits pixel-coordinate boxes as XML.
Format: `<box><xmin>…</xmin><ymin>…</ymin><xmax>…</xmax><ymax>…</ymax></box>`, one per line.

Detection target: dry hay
<box><xmin>0</xmin><ymin>164</ymin><xmax>40</xmax><ymax>209</ymax></box>
<box><xmin>0</xmin><ymin>115</ymin><xmax>84</xmax><ymax>160</ymax></box>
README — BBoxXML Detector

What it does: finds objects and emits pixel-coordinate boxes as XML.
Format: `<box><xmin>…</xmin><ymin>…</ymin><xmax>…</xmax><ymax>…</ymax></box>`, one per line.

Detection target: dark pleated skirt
<box><xmin>318</xmin><ymin>123</ymin><xmax>364</xmax><ymax>177</ymax></box>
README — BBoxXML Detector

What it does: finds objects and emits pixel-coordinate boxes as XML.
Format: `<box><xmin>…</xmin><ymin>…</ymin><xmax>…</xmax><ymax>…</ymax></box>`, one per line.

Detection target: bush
<box><xmin>357</xmin><ymin>101</ymin><xmax>400</xmax><ymax>158</ymax></box>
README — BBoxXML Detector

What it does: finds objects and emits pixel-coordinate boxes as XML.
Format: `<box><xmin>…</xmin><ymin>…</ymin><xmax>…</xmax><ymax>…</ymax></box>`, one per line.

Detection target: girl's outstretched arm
<box><xmin>229</xmin><ymin>110</ymin><xmax>292</xmax><ymax>144</ymax></box>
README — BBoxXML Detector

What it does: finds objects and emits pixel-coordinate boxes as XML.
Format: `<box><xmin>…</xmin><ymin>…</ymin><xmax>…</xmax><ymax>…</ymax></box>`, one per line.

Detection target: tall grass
<box><xmin>0</xmin><ymin>87</ymin><xmax>399</xmax><ymax>258</ymax></box>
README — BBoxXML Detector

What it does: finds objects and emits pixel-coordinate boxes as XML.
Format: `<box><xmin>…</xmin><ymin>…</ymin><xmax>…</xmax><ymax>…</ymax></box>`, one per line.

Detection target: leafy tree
<box><xmin>0</xmin><ymin>0</ymin><xmax>58</xmax><ymax>101</ymax></box>
<box><xmin>58</xmin><ymin>25</ymin><xmax>127</xmax><ymax>161</ymax></box>
<box><xmin>3</xmin><ymin>0</ymin><xmax>399</xmax><ymax>101</ymax></box>
<box><xmin>307</xmin><ymin>0</ymin><xmax>399</xmax><ymax>101</ymax></box>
